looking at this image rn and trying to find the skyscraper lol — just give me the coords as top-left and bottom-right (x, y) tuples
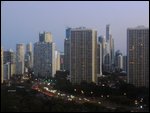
(97, 41), (102, 77)
(98, 36), (106, 66)
(1, 48), (3, 83)
(55, 50), (60, 71)
(104, 24), (115, 72)
(3, 49), (16, 77)
(4, 62), (10, 80)
(127, 26), (149, 87)
(25, 43), (33, 69)
(39, 32), (53, 43)
(70, 27), (97, 84)
(16, 44), (24, 74)
(123, 56), (127, 72)
(3, 49), (16, 64)
(64, 28), (71, 71)
(66, 27), (71, 39)
(60, 52), (64, 70)
(106, 24), (111, 42)
(34, 32), (56, 78)
(64, 39), (70, 71)
(115, 50), (122, 71)
(117, 54), (123, 70)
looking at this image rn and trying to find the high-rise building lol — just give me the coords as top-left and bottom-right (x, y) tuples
(117, 55), (123, 70)
(16, 44), (24, 74)
(97, 41), (102, 77)
(66, 27), (71, 39)
(25, 43), (33, 69)
(115, 50), (122, 70)
(60, 52), (64, 70)
(127, 26), (149, 87)
(4, 62), (10, 80)
(1, 48), (3, 83)
(3, 49), (16, 64)
(123, 56), (127, 72)
(3, 49), (16, 77)
(64, 38), (70, 71)
(55, 50), (60, 71)
(106, 24), (111, 42)
(109, 35), (115, 68)
(39, 32), (53, 43)
(70, 27), (97, 84)
(104, 24), (115, 72)
(34, 32), (56, 78)
(98, 36), (106, 66)
(64, 27), (72, 71)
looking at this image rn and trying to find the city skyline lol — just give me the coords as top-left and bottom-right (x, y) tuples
(1, 1), (149, 55)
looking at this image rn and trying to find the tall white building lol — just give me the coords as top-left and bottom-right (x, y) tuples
(55, 50), (60, 71)
(117, 55), (123, 70)
(127, 26), (149, 87)
(34, 32), (56, 78)
(16, 44), (24, 74)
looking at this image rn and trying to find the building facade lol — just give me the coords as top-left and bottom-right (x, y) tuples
(127, 26), (149, 87)
(97, 41), (102, 77)
(34, 32), (56, 78)
(60, 52), (64, 70)
(55, 50), (60, 71)
(64, 38), (70, 71)
(25, 43), (33, 69)
(123, 56), (127, 72)
(117, 54), (123, 70)
(70, 27), (97, 84)
(16, 44), (24, 74)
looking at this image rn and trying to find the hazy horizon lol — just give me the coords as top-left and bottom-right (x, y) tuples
(1, 1), (149, 55)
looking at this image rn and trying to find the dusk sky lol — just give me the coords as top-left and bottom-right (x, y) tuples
(1, 1), (149, 55)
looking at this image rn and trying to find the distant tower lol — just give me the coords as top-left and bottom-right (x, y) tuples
(127, 26), (149, 87)
(60, 52), (64, 70)
(105, 24), (114, 72)
(34, 32), (56, 78)
(16, 44), (24, 74)
(55, 50), (60, 71)
(106, 24), (111, 42)
(123, 56), (127, 72)
(66, 27), (71, 39)
(117, 55), (123, 70)
(39, 32), (53, 43)
(25, 43), (33, 69)
(97, 40), (103, 77)
(3, 49), (16, 77)
(64, 27), (71, 71)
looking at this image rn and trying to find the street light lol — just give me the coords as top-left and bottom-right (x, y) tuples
(81, 90), (84, 94)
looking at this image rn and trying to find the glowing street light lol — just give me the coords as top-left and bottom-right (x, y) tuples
(123, 93), (126, 96)
(81, 90), (84, 94)
(107, 95), (109, 98)
(98, 102), (101, 104)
